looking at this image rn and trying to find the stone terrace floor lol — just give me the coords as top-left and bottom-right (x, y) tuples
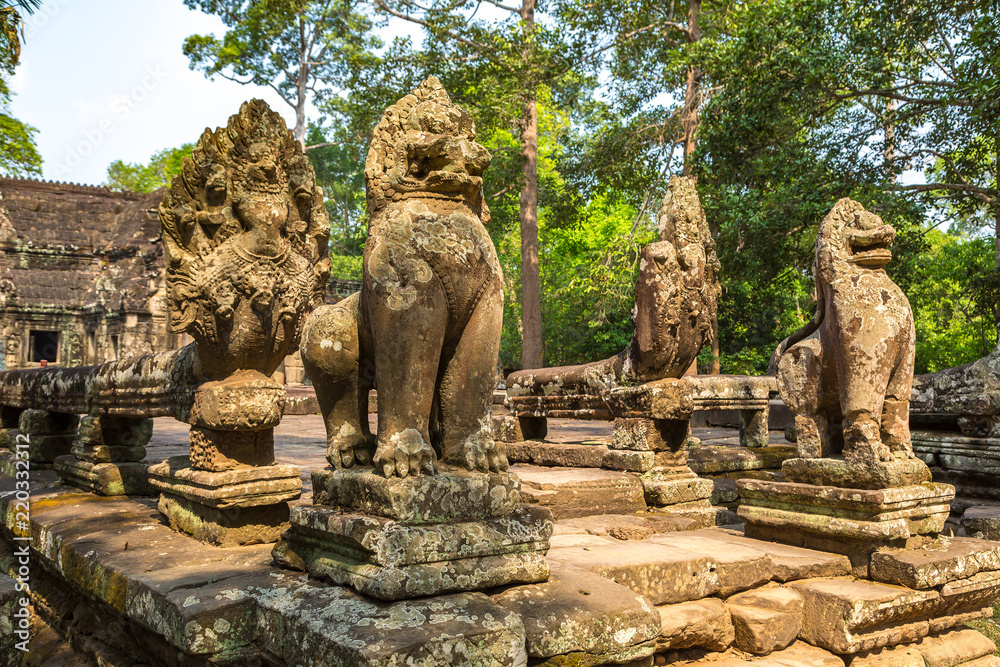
(141, 415), (771, 500)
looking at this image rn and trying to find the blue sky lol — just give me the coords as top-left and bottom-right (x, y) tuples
(8, 0), (316, 186)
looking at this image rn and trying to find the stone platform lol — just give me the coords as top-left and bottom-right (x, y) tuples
(1, 416), (999, 665)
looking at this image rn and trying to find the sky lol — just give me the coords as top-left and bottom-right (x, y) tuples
(8, 0), (324, 186)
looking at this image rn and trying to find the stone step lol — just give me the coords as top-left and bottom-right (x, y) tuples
(663, 640), (844, 666)
(688, 445), (797, 474)
(511, 464), (646, 519)
(491, 562), (660, 665)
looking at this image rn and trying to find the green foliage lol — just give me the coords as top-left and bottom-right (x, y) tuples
(540, 191), (653, 367)
(909, 231), (997, 373)
(184, 0), (381, 140)
(0, 3), (40, 179)
(105, 144), (195, 193)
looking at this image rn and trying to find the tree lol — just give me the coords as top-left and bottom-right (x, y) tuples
(0, 0), (39, 65)
(0, 1), (40, 178)
(183, 0), (380, 146)
(105, 144), (195, 193)
(371, 0), (597, 368)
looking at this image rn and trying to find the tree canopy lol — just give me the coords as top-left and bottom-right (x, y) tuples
(176, 0), (999, 375)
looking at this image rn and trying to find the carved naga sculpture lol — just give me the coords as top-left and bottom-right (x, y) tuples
(301, 77), (507, 478)
(772, 198), (916, 466)
(160, 100), (330, 383)
(507, 175), (720, 396)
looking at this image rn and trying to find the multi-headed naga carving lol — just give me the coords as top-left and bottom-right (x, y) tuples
(301, 77), (506, 478)
(773, 198), (915, 467)
(159, 99), (330, 383)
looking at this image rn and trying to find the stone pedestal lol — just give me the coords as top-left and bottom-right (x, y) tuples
(149, 456), (301, 547)
(611, 416), (715, 524)
(273, 465), (553, 600)
(55, 415), (153, 495)
(150, 373), (299, 546)
(14, 409), (78, 464)
(738, 458), (955, 574)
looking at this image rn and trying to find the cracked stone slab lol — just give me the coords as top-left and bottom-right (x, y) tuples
(655, 598), (734, 652)
(491, 562), (660, 661)
(253, 575), (529, 666)
(706, 528), (852, 581)
(545, 540), (719, 605)
(788, 576), (941, 654)
(646, 533), (771, 596)
(869, 536), (1000, 589)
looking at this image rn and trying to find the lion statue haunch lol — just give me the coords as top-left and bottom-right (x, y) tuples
(507, 175), (719, 396)
(301, 77), (506, 478)
(772, 198), (915, 467)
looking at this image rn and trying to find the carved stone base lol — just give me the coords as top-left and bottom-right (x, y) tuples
(782, 456), (932, 490)
(283, 465), (554, 599)
(158, 493), (291, 547)
(72, 415), (151, 463)
(273, 504), (553, 601)
(311, 465), (523, 524)
(148, 456), (301, 546)
(54, 456), (153, 496)
(737, 478), (955, 574)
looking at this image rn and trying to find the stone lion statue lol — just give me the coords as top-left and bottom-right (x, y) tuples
(771, 198), (915, 465)
(301, 77), (507, 478)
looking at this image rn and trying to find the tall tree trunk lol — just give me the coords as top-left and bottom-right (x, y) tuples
(680, 0), (702, 178)
(679, 0), (716, 373)
(519, 0), (543, 369)
(294, 13), (308, 148)
(520, 97), (543, 369)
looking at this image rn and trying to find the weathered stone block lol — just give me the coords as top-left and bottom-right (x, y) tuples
(492, 562), (660, 662)
(641, 470), (713, 507)
(738, 479), (954, 569)
(492, 414), (523, 442)
(655, 598), (734, 652)
(311, 464), (520, 524)
(545, 541), (720, 605)
(553, 514), (695, 539)
(159, 493), (290, 547)
(256, 584), (529, 666)
(789, 576), (940, 654)
(148, 456), (301, 509)
(18, 409), (78, 436)
(75, 415), (152, 448)
(915, 628), (997, 667)
(602, 449), (655, 472)
(782, 457), (933, 490)
(849, 643), (924, 667)
(514, 465), (646, 519)
(869, 536), (1000, 589)
(274, 503), (553, 601)
(54, 456), (153, 496)
(726, 586), (803, 655)
(689, 527), (853, 582)
(962, 506), (1000, 541)
(688, 445), (796, 474)
(507, 441), (607, 468)
(647, 533), (772, 596)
